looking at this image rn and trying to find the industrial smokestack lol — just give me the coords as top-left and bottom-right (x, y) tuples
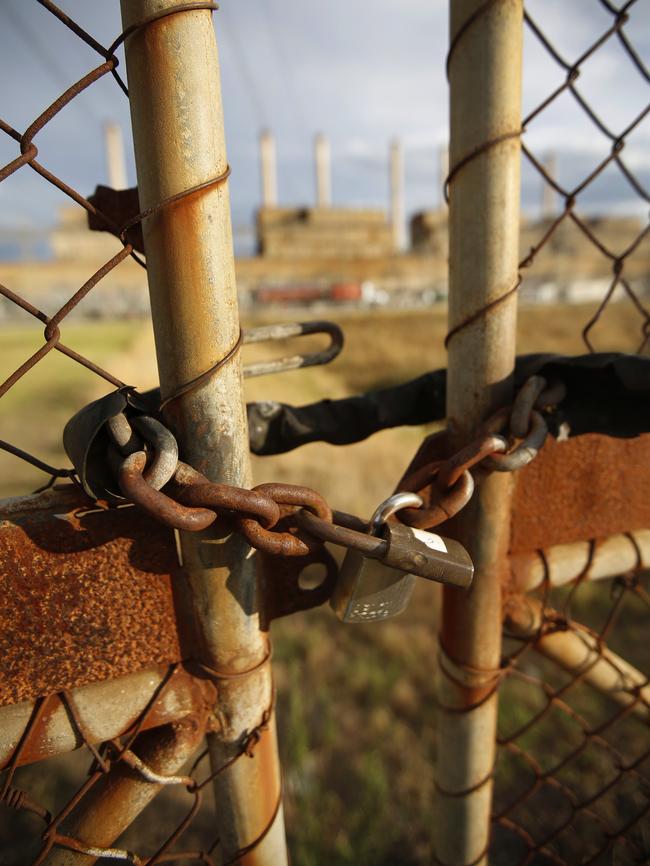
(104, 121), (128, 190)
(260, 129), (278, 207)
(390, 139), (405, 252)
(541, 152), (557, 220)
(314, 133), (331, 207)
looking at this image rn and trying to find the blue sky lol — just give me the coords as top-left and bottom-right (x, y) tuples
(0, 0), (648, 251)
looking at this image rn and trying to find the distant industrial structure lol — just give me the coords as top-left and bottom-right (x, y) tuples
(0, 123), (648, 317)
(256, 130), (396, 260)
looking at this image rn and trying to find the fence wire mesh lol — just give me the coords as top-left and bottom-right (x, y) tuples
(1, 661), (276, 866)
(490, 1), (650, 863)
(1, 1), (650, 865)
(0, 0), (147, 498)
(519, 0), (650, 352)
(495, 572), (650, 865)
(0, 4), (277, 864)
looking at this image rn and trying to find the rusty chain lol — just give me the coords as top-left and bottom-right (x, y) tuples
(94, 373), (565, 556)
(396, 375), (565, 529)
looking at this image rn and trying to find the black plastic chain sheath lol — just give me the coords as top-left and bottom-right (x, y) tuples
(99, 352), (650, 458)
(246, 353), (650, 455)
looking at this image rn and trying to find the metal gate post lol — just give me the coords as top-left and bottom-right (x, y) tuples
(437, 2), (523, 865)
(119, 4), (288, 863)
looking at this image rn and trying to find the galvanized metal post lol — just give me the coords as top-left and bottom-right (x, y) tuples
(119, 4), (288, 864)
(438, 2), (523, 865)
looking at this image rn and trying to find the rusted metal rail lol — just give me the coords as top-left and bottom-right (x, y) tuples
(511, 529), (650, 590)
(0, 665), (212, 771)
(438, 1), (524, 864)
(504, 596), (650, 722)
(119, 2), (287, 863)
(43, 713), (208, 866)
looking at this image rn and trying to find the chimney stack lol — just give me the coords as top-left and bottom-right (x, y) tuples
(390, 139), (405, 252)
(314, 133), (331, 207)
(541, 152), (557, 220)
(260, 129), (278, 207)
(104, 121), (128, 190)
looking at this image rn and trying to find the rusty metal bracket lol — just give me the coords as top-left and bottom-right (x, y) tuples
(260, 545), (339, 627)
(0, 485), (340, 707)
(0, 486), (181, 705)
(511, 431), (650, 553)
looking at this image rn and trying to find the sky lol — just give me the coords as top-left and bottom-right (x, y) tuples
(0, 0), (648, 254)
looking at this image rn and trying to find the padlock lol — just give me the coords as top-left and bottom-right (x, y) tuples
(330, 492), (474, 623)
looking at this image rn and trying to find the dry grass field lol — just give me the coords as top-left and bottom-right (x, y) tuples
(1, 300), (648, 864)
(1, 299), (643, 506)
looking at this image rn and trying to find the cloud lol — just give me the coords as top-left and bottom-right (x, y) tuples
(0, 0), (647, 241)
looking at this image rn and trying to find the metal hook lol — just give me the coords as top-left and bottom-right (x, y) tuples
(242, 320), (343, 378)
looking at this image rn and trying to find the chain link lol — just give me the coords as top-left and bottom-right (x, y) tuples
(101, 375), (565, 552)
(394, 375), (566, 529)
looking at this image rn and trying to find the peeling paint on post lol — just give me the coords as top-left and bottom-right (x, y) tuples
(439, 1), (523, 864)
(119, 3), (287, 863)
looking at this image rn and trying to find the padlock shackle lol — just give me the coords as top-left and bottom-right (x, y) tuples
(368, 492), (424, 536)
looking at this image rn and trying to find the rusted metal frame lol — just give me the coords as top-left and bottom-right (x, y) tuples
(0, 665), (213, 771)
(119, 3), (287, 864)
(438, 2), (523, 865)
(41, 712), (208, 866)
(504, 596), (650, 722)
(510, 529), (650, 591)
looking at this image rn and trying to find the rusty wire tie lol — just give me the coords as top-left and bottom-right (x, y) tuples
(159, 327), (242, 413)
(194, 641), (273, 683)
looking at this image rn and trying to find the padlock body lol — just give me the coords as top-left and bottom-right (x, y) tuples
(330, 549), (416, 623)
(382, 523), (474, 589)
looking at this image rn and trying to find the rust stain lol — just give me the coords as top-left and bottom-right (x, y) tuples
(241, 720), (282, 866)
(511, 433), (650, 554)
(7, 667), (216, 770)
(55, 712), (209, 856)
(0, 501), (183, 706)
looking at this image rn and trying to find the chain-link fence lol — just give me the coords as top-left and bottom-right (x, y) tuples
(1, 1), (649, 865)
(1, 661), (274, 866)
(519, 0), (649, 352)
(0, 3), (286, 863)
(490, 2), (650, 863)
(0, 0), (147, 498)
